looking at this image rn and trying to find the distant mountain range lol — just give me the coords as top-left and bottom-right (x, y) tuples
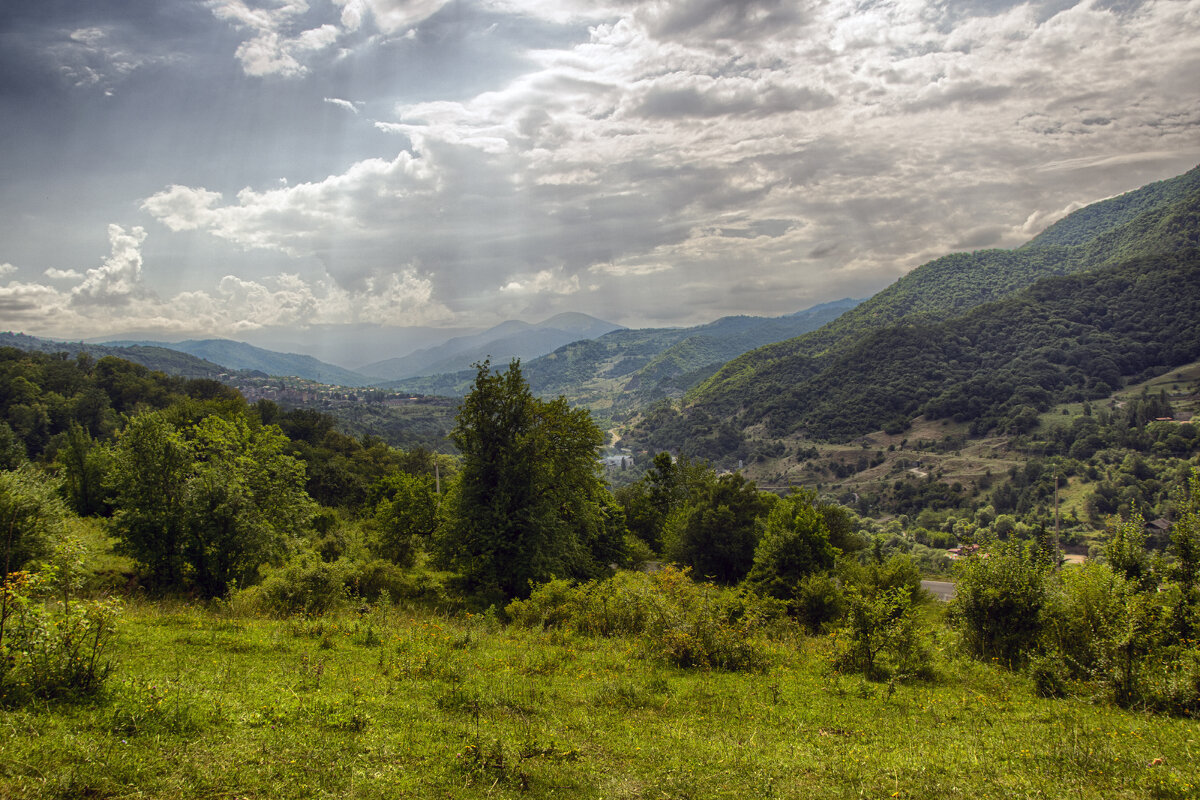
(100, 338), (377, 387)
(0, 332), (229, 379)
(379, 299), (863, 407)
(357, 313), (625, 380)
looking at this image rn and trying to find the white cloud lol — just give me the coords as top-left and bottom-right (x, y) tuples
(1, 224), (454, 338)
(207, 0), (343, 77)
(71, 224), (148, 305)
(500, 267), (581, 296)
(144, 0), (1200, 326)
(324, 96), (360, 114)
(50, 25), (153, 94)
(331, 0), (454, 34)
(44, 268), (84, 280)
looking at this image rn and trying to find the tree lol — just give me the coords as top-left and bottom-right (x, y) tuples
(668, 472), (771, 584)
(950, 537), (1051, 666)
(108, 409), (314, 596)
(1104, 506), (1152, 590)
(0, 465), (69, 654)
(746, 490), (837, 602)
(107, 412), (191, 587)
(440, 361), (621, 599)
(181, 414), (314, 596)
(370, 471), (439, 567)
(618, 452), (711, 553)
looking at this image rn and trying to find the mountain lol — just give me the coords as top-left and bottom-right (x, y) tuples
(522, 298), (862, 410)
(358, 313), (624, 380)
(377, 300), (862, 405)
(0, 332), (229, 379)
(688, 165), (1200, 418)
(100, 339), (375, 387)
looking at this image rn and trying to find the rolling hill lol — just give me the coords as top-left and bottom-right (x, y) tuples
(685, 165), (1200, 429)
(620, 164), (1200, 459)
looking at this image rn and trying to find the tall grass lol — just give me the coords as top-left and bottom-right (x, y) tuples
(0, 595), (1195, 799)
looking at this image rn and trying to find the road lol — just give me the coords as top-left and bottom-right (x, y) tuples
(921, 580), (956, 602)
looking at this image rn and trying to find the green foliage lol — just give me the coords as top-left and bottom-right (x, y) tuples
(0, 533), (120, 704)
(239, 554), (347, 616)
(949, 537), (1052, 666)
(791, 572), (846, 634)
(0, 464), (67, 578)
(666, 472), (771, 584)
(507, 566), (782, 671)
(832, 585), (931, 680)
(368, 471), (439, 567)
(746, 490), (837, 603)
(440, 361), (621, 599)
(108, 409), (315, 596)
(616, 452), (713, 552)
(1103, 506), (1153, 589)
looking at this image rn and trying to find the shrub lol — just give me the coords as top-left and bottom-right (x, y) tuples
(792, 572), (845, 634)
(832, 585), (932, 680)
(1028, 652), (1068, 698)
(243, 555), (347, 616)
(508, 567), (782, 671)
(949, 538), (1050, 667)
(0, 535), (120, 704)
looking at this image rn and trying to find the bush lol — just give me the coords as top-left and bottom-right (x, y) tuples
(242, 555), (346, 616)
(1028, 653), (1068, 698)
(1042, 562), (1133, 680)
(832, 585), (932, 680)
(792, 572), (844, 634)
(508, 567), (782, 672)
(0, 535), (120, 704)
(949, 538), (1050, 667)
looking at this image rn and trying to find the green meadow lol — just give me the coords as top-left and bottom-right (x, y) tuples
(2, 598), (1196, 800)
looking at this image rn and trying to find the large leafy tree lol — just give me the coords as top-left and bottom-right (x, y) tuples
(668, 472), (772, 584)
(746, 490), (838, 601)
(108, 409), (314, 596)
(440, 361), (622, 599)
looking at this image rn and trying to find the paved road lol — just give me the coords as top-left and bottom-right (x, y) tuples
(921, 580), (956, 602)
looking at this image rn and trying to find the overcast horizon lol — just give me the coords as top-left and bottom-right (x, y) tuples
(2, 0), (1198, 346)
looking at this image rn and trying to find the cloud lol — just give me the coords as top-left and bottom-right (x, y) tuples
(137, 0), (1200, 328)
(324, 96), (360, 113)
(332, 0), (455, 34)
(207, 0), (343, 77)
(500, 267), (581, 296)
(44, 268), (84, 280)
(71, 224), (149, 306)
(1, 223), (453, 338)
(48, 24), (154, 94)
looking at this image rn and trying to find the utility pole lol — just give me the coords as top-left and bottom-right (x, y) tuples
(1054, 474), (1061, 566)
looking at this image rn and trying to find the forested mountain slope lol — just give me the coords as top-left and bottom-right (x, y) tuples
(381, 299), (860, 407)
(690, 166), (1200, 413)
(629, 250), (1200, 450)
(523, 298), (860, 409)
(0, 332), (227, 379)
(103, 338), (374, 387)
(359, 313), (622, 381)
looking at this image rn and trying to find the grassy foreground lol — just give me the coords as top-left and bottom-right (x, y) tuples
(1, 600), (1197, 800)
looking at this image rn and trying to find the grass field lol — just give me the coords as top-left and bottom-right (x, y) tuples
(2, 599), (1197, 799)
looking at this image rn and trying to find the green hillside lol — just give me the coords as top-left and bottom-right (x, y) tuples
(521, 300), (860, 411)
(382, 300), (860, 410)
(689, 165), (1200, 417)
(0, 332), (228, 379)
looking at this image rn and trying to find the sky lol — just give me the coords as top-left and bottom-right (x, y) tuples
(1, 0), (1198, 353)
